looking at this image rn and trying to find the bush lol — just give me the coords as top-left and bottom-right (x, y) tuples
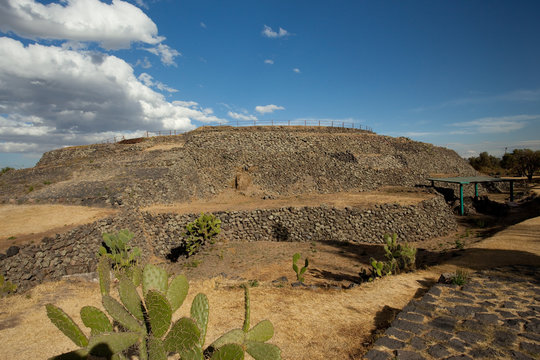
(46, 257), (281, 360)
(0, 274), (17, 297)
(451, 269), (470, 286)
(383, 233), (417, 273)
(0, 167), (14, 176)
(183, 213), (221, 257)
(364, 233), (417, 281)
(98, 229), (141, 272)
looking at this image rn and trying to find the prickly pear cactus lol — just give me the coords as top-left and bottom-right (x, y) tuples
(46, 261), (282, 360)
(98, 229), (141, 272)
(292, 253), (309, 283)
(183, 213), (222, 257)
(209, 284), (281, 360)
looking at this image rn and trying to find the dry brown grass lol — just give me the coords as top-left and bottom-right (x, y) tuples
(2, 215), (539, 359)
(144, 188), (432, 215)
(0, 205), (116, 251)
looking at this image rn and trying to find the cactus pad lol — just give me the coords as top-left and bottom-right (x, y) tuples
(145, 290), (172, 338)
(147, 336), (167, 360)
(87, 332), (140, 357)
(166, 274), (189, 312)
(80, 306), (113, 335)
(97, 256), (111, 296)
(102, 295), (143, 333)
(143, 264), (168, 295)
(118, 276), (144, 321)
(164, 317), (200, 354)
(46, 304), (88, 347)
(210, 329), (245, 349)
(211, 343), (244, 360)
(246, 342), (281, 360)
(190, 293), (209, 346)
(246, 320), (274, 342)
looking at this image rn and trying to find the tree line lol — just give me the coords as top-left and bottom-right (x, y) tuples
(468, 149), (540, 180)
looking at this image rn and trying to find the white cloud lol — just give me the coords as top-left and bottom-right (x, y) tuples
(255, 104), (285, 114)
(0, 0), (163, 49)
(200, 22), (207, 29)
(144, 43), (181, 66)
(293, 68), (301, 73)
(135, 56), (152, 68)
(442, 140), (540, 158)
(228, 111), (257, 121)
(138, 73), (178, 93)
(132, 0), (147, 9)
(411, 88), (540, 113)
(262, 25), (289, 38)
(0, 37), (222, 154)
(264, 59), (274, 65)
(0, 141), (40, 153)
(449, 114), (538, 134)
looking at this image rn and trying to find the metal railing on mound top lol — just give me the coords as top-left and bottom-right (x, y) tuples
(101, 119), (373, 143)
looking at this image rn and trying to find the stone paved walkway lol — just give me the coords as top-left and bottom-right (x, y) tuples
(364, 265), (540, 360)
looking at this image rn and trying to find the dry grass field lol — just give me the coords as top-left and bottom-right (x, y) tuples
(0, 185), (538, 359)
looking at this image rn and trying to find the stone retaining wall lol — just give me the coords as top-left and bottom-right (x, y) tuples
(0, 195), (456, 292)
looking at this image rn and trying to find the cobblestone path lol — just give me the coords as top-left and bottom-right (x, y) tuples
(365, 265), (540, 360)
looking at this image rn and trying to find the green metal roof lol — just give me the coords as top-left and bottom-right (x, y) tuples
(427, 176), (511, 184)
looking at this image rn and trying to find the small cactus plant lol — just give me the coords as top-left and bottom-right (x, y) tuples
(46, 257), (281, 360)
(367, 233), (417, 282)
(292, 253), (309, 283)
(98, 229), (141, 272)
(207, 284), (281, 359)
(383, 233), (417, 273)
(183, 213), (222, 257)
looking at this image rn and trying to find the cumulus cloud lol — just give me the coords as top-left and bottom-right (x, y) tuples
(144, 43), (181, 66)
(228, 111), (257, 121)
(293, 68), (301, 73)
(255, 104), (285, 114)
(0, 37), (222, 154)
(264, 59), (274, 65)
(138, 73), (178, 93)
(449, 114), (538, 134)
(135, 56), (152, 69)
(0, 0), (163, 49)
(262, 25), (289, 38)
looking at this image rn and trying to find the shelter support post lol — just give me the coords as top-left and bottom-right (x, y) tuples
(475, 183), (479, 199)
(460, 184), (464, 215)
(510, 181), (514, 202)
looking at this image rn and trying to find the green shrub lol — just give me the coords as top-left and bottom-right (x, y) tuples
(451, 269), (470, 286)
(98, 229), (141, 274)
(364, 233), (417, 281)
(0, 274), (17, 297)
(46, 257), (281, 360)
(183, 213), (221, 257)
(0, 167), (14, 176)
(292, 253), (309, 283)
(383, 233), (417, 273)
(454, 239), (464, 250)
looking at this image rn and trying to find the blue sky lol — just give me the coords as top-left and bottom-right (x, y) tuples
(1, 0), (539, 168)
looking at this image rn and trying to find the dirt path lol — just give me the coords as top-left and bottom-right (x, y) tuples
(1, 210), (539, 360)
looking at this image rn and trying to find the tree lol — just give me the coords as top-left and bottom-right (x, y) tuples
(501, 149), (540, 181)
(468, 152), (501, 174)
